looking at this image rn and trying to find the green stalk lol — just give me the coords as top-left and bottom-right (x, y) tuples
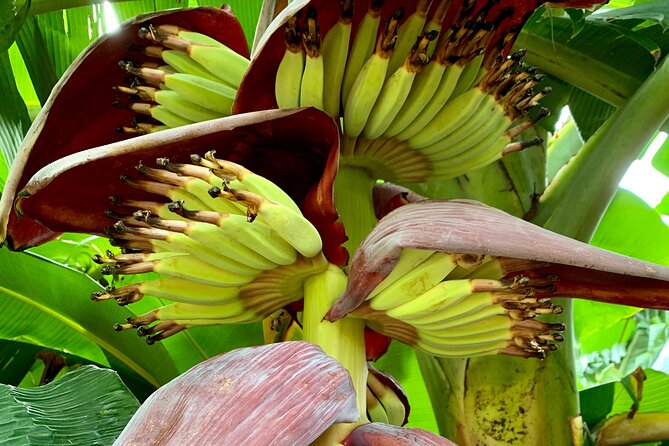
(303, 265), (367, 444)
(417, 304), (578, 445)
(333, 165), (378, 257)
(534, 54), (669, 241)
(515, 30), (640, 107)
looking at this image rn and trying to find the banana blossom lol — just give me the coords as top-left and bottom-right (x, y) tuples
(5, 1), (667, 446)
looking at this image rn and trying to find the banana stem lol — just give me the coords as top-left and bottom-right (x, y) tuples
(533, 54), (669, 242)
(303, 265), (367, 444)
(333, 165), (378, 258)
(515, 29), (639, 107)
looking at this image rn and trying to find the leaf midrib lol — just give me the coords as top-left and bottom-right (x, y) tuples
(0, 284), (160, 388)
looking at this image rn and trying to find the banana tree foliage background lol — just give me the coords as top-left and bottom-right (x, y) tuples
(1, 0), (669, 444)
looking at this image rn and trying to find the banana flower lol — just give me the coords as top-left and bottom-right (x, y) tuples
(5, 0), (665, 445)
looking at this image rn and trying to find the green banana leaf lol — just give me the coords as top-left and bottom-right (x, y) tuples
(0, 247), (179, 388)
(0, 51), (30, 175)
(594, 2), (669, 30)
(0, 365), (139, 445)
(575, 190), (669, 353)
(611, 369), (669, 415)
(0, 340), (43, 386)
(0, 0), (30, 52)
(580, 382), (616, 428)
(652, 134), (669, 177)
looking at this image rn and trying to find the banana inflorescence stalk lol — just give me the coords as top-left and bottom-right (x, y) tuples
(113, 24), (249, 134)
(270, 0), (551, 183)
(93, 154), (325, 344)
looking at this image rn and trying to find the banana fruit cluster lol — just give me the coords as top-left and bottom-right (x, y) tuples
(366, 365), (409, 426)
(350, 249), (564, 359)
(113, 24), (249, 134)
(91, 152), (325, 343)
(272, 0), (549, 183)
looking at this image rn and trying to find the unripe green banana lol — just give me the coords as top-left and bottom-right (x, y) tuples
(154, 158), (246, 216)
(428, 135), (509, 179)
(418, 327), (510, 348)
(369, 251), (457, 311)
(391, 64), (465, 140)
(156, 33), (250, 88)
(321, 1), (353, 117)
(366, 387), (390, 424)
(137, 210), (281, 270)
(275, 14), (305, 109)
(366, 370), (406, 426)
(160, 49), (224, 83)
(413, 304), (507, 330)
(209, 187), (322, 258)
(385, 0), (433, 78)
(407, 87), (489, 148)
(112, 224), (263, 276)
(147, 25), (227, 48)
(384, 60), (447, 137)
(384, 279), (475, 320)
(449, 54), (483, 98)
(413, 338), (507, 358)
(93, 276), (241, 306)
(163, 73), (235, 114)
(420, 101), (506, 157)
(341, 0), (384, 105)
(344, 8), (404, 138)
(428, 114), (510, 163)
(119, 62), (236, 115)
(150, 90), (222, 122)
(164, 204), (298, 266)
(299, 6), (324, 109)
(154, 300), (250, 321)
(102, 254), (256, 287)
(419, 314), (512, 337)
(201, 152), (302, 214)
(368, 248), (435, 298)
(132, 103), (194, 128)
(363, 30), (437, 139)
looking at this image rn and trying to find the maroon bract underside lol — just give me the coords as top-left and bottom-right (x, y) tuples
(236, 0), (433, 114)
(16, 109), (338, 239)
(303, 142), (350, 266)
(364, 326), (393, 361)
(372, 183), (426, 220)
(5, 7), (248, 249)
(236, 0), (607, 115)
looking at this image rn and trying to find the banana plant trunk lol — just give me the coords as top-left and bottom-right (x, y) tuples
(417, 50), (669, 445)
